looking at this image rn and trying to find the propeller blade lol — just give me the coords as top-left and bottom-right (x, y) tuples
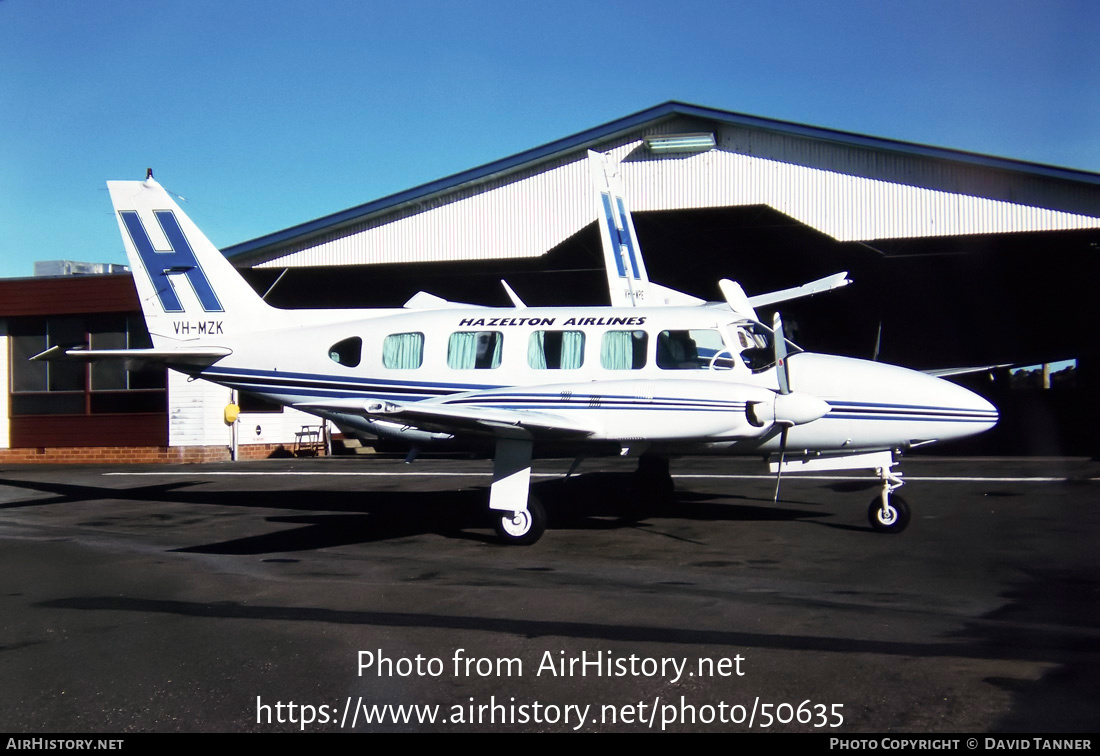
(773, 312), (790, 395)
(773, 426), (788, 502)
(718, 278), (758, 321)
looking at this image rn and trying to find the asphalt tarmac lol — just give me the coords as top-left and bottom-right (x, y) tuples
(1, 455), (1097, 733)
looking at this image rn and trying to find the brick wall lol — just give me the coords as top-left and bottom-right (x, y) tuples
(0, 443), (320, 465)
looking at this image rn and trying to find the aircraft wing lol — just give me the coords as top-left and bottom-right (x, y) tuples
(922, 364), (1011, 378)
(296, 397), (596, 440)
(746, 272), (852, 309)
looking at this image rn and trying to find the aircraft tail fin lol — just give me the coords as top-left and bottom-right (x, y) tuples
(588, 151), (703, 308)
(107, 176), (274, 345)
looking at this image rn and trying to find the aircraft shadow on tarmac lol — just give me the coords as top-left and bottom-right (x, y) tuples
(952, 567), (1100, 731)
(10, 474), (1098, 729)
(0, 471), (842, 554)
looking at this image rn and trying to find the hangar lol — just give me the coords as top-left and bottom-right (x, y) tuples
(3, 101), (1098, 461)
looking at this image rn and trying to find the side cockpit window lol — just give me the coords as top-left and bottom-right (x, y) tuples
(733, 321), (800, 372)
(657, 329), (733, 370)
(328, 337), (362, 368)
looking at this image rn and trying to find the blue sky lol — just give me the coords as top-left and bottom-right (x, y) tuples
(1, 0), (1097, 279)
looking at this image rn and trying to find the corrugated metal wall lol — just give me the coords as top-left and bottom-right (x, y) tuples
(254, 122), (1100, 270)
(169, 372), (231, 447)
(167, 371), (331, 449)
(627, 148), (1100, 240)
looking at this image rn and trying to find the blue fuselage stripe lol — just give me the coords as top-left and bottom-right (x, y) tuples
(201, 367), (995, 424)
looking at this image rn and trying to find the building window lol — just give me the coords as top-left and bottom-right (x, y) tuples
(8, 315), (167, 416)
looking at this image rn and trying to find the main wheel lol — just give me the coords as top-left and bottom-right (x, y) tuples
(868, 494), (910, 534)
(634, 456), (675, 503)
(493, 495), (546, 545)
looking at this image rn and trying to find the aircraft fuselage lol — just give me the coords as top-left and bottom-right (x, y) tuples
(185, 302), (997, 456)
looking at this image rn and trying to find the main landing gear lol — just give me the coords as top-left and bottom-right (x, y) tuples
(488, 438), (547, 545)
(486, 443), (677, 544)
(493, 495), (546, 545)
(633, 455), (676, 505)
(868, 462), (909, 533)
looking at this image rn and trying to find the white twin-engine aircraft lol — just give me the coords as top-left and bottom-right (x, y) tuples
(60, 153), (996, 544)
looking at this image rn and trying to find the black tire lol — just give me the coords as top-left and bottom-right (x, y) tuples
(868, 494), (911, 534)
(493, 495), (546, 545)
(634, 455), (675, 503)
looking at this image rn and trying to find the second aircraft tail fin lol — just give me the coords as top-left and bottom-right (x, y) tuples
(588, 151), (703, 308)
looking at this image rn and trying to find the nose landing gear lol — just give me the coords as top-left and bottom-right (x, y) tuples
(868, 464), (909, 533)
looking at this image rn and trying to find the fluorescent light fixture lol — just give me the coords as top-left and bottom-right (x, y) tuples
(644, 133), (716, 154)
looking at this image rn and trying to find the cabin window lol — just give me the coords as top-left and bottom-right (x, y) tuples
(447, 331), (502, 369)
(600, 330), (647, 370)
(657, 329), (732, 370)
(528, 330), (585, 369)
(382, 332), (424, 369)
(328, 337), (362, 368)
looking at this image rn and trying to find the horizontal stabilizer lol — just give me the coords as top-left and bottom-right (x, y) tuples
(748, 272), (851, 308)
(31, 345), (231, 368)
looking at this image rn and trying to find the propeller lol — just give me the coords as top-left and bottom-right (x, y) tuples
(716, 281), (829, 501)
(773, 312), (790, 502)
(768, 313), (832, 500)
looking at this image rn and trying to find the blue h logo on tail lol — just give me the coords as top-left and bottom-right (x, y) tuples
(120, 210), (224, 313)
(599, 192), (641, 280)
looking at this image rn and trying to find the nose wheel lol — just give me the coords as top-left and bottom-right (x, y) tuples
(868, 494), (910, 533)
(868, 464), (909, 533)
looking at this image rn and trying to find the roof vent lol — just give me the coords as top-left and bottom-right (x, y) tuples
(644, 132), (716, 154)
